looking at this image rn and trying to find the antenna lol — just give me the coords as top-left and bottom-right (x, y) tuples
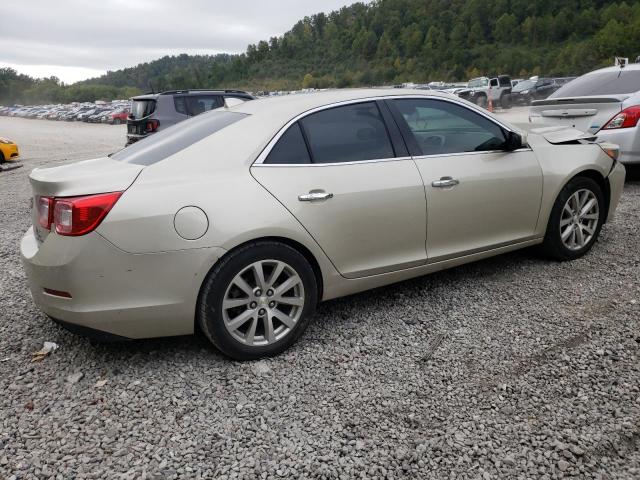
(614, 57), (628, 68)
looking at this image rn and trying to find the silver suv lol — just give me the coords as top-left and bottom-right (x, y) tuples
(126, 89), (255, 145)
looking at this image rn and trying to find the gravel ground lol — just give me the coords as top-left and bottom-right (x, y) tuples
(1, 115), (639, 479)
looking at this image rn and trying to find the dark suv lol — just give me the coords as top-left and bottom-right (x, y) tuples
(126, 89), (255, 145)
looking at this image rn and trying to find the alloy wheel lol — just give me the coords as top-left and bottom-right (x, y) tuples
(560, 189), (599, 250)
(222, 260), (305, 346)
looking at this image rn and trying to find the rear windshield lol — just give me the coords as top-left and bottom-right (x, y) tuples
(550, 70), (640, 97)
(513, 80), (535, 92)
(130, 99), (156, 119)
(111, 110), (248, 166)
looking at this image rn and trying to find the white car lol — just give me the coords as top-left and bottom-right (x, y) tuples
(21, 89), (625, 360)
(529, 63), (640, 164)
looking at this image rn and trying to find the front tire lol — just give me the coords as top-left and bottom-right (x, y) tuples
(541, 176), (605, 261)
(475, 95), (487, 108)
(197, 241), (318, 360)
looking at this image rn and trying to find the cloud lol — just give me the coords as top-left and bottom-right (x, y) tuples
(0, 0), (360, 82)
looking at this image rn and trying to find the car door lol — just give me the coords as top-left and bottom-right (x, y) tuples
(251, 101), (427, 278)
(387, 97), (543, 262)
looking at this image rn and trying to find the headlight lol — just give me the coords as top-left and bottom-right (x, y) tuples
(521, 90), (530, 94)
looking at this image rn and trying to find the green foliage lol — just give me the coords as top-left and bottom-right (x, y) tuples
(2, 0), (640, 104)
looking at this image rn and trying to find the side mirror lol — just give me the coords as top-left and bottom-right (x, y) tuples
(504, 131), (524, 151)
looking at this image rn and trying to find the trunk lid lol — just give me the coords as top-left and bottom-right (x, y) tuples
(529, 95), (627, 133)
(29, 157), (143, 241)
(529, 125), (597, 144)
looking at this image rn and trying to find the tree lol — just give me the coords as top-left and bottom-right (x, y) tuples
(494, 13), (517, 43)
(302, 73), (315, 88)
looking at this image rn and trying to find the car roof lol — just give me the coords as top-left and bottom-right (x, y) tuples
(132, 89), (251, 100)
(233, 88), (458, 124)
(586, 63), (640, 74)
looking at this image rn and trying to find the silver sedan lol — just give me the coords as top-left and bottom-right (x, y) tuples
(21, 89), (626, 359)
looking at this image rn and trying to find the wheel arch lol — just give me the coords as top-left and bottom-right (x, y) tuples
(194, 235), (325, 331)
(567, 168), (611, 223)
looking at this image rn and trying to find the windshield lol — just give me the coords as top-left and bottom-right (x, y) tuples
(468, 78), (488, 88)
(130, 99), (156, 119)
(550, 70), (640, 97)
(513, 80), (536, 92)
(111, 110), (248, 166)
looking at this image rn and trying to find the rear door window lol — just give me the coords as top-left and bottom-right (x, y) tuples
(186, 96), (224, 116)
(551, 70), (640, 97)
(264, 123), (311, 164)
(299, 102), (395, 163)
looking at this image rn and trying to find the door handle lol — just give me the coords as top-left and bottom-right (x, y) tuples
(431, 177), (460, 188)
(298, 191), (334, 202)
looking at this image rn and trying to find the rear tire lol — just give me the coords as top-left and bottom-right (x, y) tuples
(197, 241), (318, 360)
(0, 151), (4, 164)
(541, 176), (605, 261)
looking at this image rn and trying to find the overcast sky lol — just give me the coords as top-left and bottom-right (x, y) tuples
(1, 0), (360, 84)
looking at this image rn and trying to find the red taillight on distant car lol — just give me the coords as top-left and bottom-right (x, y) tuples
(49, 192), (122, 236)
(602, 106), (640, 130)
(36, 196), (54, 229)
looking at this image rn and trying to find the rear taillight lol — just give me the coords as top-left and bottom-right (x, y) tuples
(33, 192), (121, 235)
(145, 119), (159, 132)
(53, 192), (122, 236)
(36, 196), (54, 229)
(602, 106), (640, 130)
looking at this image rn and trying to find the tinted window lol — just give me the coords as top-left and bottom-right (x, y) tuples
(264, 123), (311, 164)
(299, 102), (394, 163)
(186, 96), (223, 116)
(551, 70), (640, 97)
(393, 99), (507, 155)
(174, 97), (188, 115)
(513, 80), (535, 92)
(468, 78), (488, 88)
(490, 79), (499, 87)
(130, 99), (156, 119)
(111, 110), (247, 166)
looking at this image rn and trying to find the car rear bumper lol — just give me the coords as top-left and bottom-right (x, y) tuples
(20, 226), (225, 339)
(597, 126), (640, 164)
(2, 143), (19, 160)
(125, 133), (150, 145)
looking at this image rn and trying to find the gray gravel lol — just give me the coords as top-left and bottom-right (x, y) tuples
(1, 115), (640, 479)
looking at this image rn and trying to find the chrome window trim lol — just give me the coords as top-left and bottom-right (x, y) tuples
(253, 156), (414, 168)
(411, 147), (533, 161)
(252, 94), (521, 166)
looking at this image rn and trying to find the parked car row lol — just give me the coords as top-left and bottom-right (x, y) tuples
(454, 75), (578, 108)
(0, 102), (130, 125)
